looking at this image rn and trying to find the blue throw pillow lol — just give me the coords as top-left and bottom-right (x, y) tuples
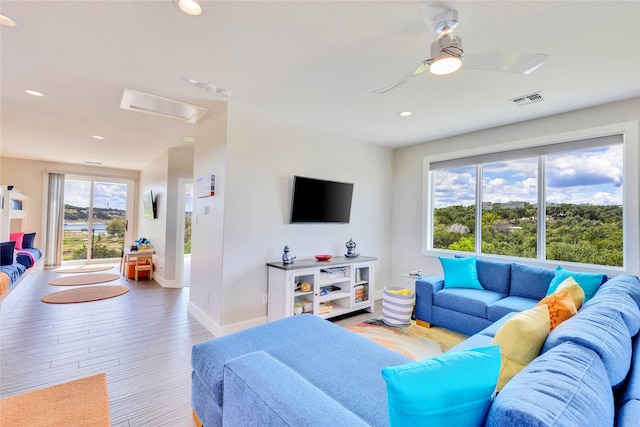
(1, 241), (16, 266)
(22, 232), (36, 249)
(382, 345), (500, 427)
(440, 256), (484, 289)
(546, 266), (606, 303)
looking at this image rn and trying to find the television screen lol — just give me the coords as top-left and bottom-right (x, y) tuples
(290, 176), (354, 223)
(143, 190), (156, 219)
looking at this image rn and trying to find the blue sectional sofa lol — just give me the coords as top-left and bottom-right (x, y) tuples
(191, 265), (640, 426)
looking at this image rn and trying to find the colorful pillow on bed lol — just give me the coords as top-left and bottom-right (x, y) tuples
(21, 232), (36, 249)
(1, 241), (16, 266)
(9, 232), (25, 250)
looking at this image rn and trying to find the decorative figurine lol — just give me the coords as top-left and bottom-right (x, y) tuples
(282, 245), (296, 264)
(345, 238), (359, 258)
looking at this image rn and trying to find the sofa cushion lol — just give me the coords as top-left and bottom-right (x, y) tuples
(542, 305), (631, 388)
(9, 232), (24, 250)
(477, 312), (518, 338)
(537, 290), (577, 331)
(475, 257), (511, 295)
(617, 400), (640, 427)
(382, 345), (500, 427)
(597, 274), (640, 310)
(223, 351), (370, 426)
(583, 289), (640, 337)
(621, 333), (640, 405)
(491, 305), (550, 391)
(487, 296), (537, 322)
(440, 256), (483, 289)
(0, 241), (16, 266)
(546, 266), (606, 302)
(434, 288), (504, 319)
(509, 263), (554, 300)
(555, 276), (585, 309)
(486, 342), (614, 427)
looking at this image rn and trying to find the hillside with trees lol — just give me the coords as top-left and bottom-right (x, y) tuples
(434, 202), (623, 267)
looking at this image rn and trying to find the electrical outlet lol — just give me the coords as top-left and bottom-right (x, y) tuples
(262, 293), (268, 304)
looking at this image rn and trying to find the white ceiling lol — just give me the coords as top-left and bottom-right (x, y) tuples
(1, 1), (639, 171)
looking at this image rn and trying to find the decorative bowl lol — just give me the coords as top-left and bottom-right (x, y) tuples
(314, 254), (332, 261)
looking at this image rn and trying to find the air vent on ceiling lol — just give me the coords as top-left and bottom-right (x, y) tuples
(120, 88), (209, 124)
(509, 91), (544, 107)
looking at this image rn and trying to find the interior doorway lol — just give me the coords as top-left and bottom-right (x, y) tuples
(177, 179), (193, 287)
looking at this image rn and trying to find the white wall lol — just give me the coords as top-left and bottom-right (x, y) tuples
(391, 97), (640, 279)
(188, 103), (393, 335)
(138, 145), (194, 286)
(0, 157), (139, 250)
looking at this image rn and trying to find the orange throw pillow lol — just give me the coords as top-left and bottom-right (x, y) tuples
(537, 290), (577, 331)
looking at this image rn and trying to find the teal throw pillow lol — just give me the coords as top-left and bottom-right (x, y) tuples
(546, 266), (605, 303)
(440, 256), (484, 289)
(382, 345), (501, 427)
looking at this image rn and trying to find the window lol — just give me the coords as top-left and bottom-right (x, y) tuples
(427, 134), (624, 268)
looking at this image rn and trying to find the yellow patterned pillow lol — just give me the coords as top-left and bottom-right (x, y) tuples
(555, 276), (585, 309)
(537, 290), (578, 331)
(491, 305), (550, 391)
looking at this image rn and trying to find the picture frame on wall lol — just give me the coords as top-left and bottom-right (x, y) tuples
(196, 175), (215, 198)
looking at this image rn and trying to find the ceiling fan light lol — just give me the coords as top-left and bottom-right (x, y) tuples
(178, 0), (202, 16)
(430, 56), (462, 75)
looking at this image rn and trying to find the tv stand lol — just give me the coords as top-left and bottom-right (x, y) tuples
(267, 256), (376, 321)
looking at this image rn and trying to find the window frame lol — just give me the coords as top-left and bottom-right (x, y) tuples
(422, 121), (639, 276)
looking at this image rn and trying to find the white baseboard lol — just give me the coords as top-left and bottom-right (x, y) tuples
(188, 301), (267, 337)
(151, 272), (181, 288)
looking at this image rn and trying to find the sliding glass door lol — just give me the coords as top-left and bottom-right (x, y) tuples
(63, 177), (133, 262)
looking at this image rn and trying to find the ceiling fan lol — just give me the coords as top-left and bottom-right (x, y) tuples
(372, 3), (549, 94)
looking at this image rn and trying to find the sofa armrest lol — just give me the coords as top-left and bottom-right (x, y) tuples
(223, 351), (370, 426)
(415, 275), (444, 324)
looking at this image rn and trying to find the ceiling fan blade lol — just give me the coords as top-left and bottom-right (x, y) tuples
(463, 52), (549, 75)
(372, 59), (431, 94)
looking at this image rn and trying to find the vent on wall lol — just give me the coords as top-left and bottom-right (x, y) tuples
(509, 91), (544, 107)
(120, 88), (209, 124)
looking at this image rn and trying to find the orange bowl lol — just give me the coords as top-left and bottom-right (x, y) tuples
(314, 254), (332, 261)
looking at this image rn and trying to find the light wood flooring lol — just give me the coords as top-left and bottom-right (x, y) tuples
(0, 265), (213, 427)
(0, 264), (377, 426)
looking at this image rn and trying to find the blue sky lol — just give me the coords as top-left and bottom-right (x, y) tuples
(435, 145), (623, 208)
(64, 180), (194, 213)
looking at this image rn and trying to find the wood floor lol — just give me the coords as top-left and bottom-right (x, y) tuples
(0, 264), (377, 426)
(0, 265), (213, 427)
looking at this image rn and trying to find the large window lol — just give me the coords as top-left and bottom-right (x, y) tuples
(427, 134), (624, 268)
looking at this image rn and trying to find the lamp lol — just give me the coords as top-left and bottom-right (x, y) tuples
(177, 0), (202, 16)
(429, 32), (463, 75)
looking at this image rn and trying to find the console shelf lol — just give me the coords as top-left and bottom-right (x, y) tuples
(267, 256), (376, 321)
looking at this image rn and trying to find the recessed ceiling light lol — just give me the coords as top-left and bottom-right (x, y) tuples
(399, 111), (413, 117)
(176, 0), (202, 16)
(91, 135), (105, 140)
(25, 89), (45, 97)
(180, 135), (196, 143)
(0, 14), (18, 27)
(84, 160), (103, 165)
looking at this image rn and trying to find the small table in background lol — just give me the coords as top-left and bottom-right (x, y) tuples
(121, 248), (155, 277)
(400, 273), (424, 293)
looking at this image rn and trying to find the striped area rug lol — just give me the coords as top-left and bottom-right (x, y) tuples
(346, 318), (467, 360)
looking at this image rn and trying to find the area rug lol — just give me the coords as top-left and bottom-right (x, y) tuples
(48, 273), (121, 286)
(41, 285), (129, 304)
(52, 264), (115, 274)
(0, 373), (110, 426)
(345, 318), (468, 360)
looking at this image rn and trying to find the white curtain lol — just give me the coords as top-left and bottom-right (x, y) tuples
(44, 173), (65, 267)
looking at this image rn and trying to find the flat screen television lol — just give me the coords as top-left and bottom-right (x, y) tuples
(290, 176), (354, 223)
(143, 190), (156, 219)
